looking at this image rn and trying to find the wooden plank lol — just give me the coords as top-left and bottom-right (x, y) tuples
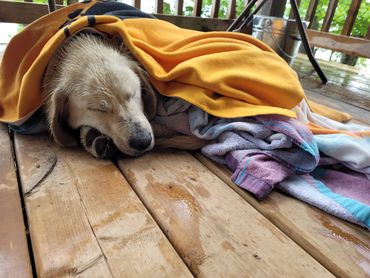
(0, 1), (232, 32)
(155, 14), (232, 31)
(289, 0), (300, 19)
(321, 0), (338, 32)
(14, 134), (113, 277)
(210, 0), (220, 18)
(192, 0), (202, 17)
(66, 0), (78, 4)
(299, 77), (370, 112)
(305, 0), (319, 28)
(175, 0), (184, 16)
(366, 24), (370, 39)
(226, 0), (236, 19)
(293, 62), (369, 92)
(305, 90), (370, 126)
(132, 0), (141, 9)
(297, 69), (369, 92)
(307, 30), (370, 58)
(194, 153), (370, 278)
(341, 0), (362, 36)
(155, 0), (164, 14)
(0, 125), (32, 278)
(292, 54), (370, 86)
(14, 134), (192, 277)
(117, 151), (333, 277)
(257, 0), (286, 17)
(0, 1), (64, 25)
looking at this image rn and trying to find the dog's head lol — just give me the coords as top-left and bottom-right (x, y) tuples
(44, 34), (157, 156)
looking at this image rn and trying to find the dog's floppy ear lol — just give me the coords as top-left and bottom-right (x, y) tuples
(131, 64), (157, 120)
(46, 89), (77, 147)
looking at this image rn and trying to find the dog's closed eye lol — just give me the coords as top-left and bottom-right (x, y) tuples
(88, 99), (112, 113)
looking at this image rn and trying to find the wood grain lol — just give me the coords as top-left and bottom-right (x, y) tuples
(118, 150), (333, 277)
(175, 0), (184, 15)
(194, 153), (370, 278)
(0, 1), (232, 32)
(299, 77), (370, 112)
(321, 0), (338, 32)
(341, 0), (362, 36)
(155, 14), (232, 31)
(0, 1), (64, 25)
(305, 0), (319, 28)
(293, 55), (369, 87)
(132, 0), (141, 9)
(307, 30), (370, 58)
(0, 124), (32, 278)
(305, 90), (370, 126)
(155, 0), (164, 14)
(210, 0), (220, 18)
(192, 0), (202, 17)
(226, 0), (236, 19)
(14, 134), (192, 277)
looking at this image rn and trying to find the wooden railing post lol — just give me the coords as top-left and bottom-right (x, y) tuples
(321, 0), (338, 32)
(211, 0), (220, 18)
(227, 0), (237, 19)
(341, 0), (362, 36)
(289, 0), (300, 18)
(192, 0), (202, 17)
(305, 0), (319, 28)
(66, 0), (78, 5)
(255, 0), (286, 17)
(132, 0), (141, 9)
(155, 0), (164, 14)
(175, 0), (184, 16)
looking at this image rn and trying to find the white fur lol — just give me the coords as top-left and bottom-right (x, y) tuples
(43, 33), (156, 156)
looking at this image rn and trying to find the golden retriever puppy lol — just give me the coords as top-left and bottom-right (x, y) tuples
(43, 32), (157, 158)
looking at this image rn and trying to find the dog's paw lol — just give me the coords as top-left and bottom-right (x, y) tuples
(80, 126), (118, 159)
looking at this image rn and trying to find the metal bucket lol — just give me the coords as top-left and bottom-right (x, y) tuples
(252, 15), (308, 65)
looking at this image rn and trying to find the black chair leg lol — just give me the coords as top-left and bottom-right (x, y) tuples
(227, 0), (328, 84)
(289, 0), (327, 83)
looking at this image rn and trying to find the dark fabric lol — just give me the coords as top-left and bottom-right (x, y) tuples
(85, 1), (155, 20)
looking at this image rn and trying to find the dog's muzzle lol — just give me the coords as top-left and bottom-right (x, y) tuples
(128, 124), (153, 152)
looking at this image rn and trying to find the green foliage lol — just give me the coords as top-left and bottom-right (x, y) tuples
(163, 2), (172, 15)
(289, 0), (369, 66)
(291, 0), (370, 38)
(184, 0), (246, 18)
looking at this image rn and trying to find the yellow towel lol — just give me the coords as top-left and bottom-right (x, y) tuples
(308, 100), (352, 123)
(0, 0), (305, 124)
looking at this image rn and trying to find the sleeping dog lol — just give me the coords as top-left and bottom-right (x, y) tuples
(43, 31), (206, 158)
(43, 32), (158, 158)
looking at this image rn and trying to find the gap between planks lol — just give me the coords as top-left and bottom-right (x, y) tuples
(14, 133), (192, 277)
(193, 152), (370, 278)
(0, 124), (33, 278)
(117, 150), (333, 277)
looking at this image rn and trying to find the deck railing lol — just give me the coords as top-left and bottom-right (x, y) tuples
(0, 0), (369, 58)
(296, 0), (370, 59)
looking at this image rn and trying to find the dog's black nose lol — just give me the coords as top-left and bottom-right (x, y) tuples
(129, 135), (152, 151)
(129, 124), (153, 152)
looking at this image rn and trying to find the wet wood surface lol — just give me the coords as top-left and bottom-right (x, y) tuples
(292, 54), (370, 111)
(194, 154), (370, 278)
(117, 151), (332, 277)
(13, 133), (192, 277)
(2, 35), (370, 278)
(0, 124), (32, 278)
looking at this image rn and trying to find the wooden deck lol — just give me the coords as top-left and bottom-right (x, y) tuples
(1, 54), (370, 277)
